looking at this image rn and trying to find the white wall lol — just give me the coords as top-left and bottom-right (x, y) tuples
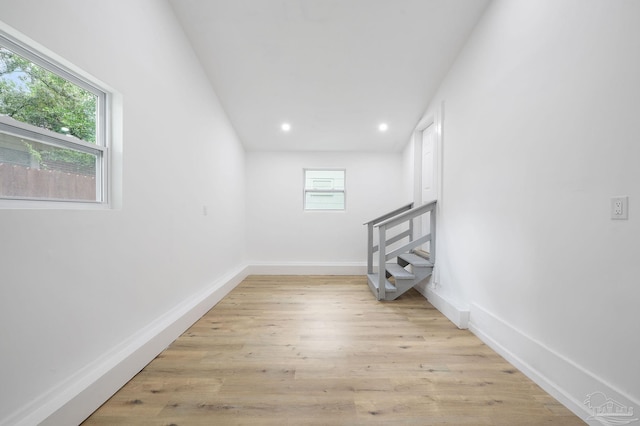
(0, 1), (246, 424)
(246, 151), (405, 272)
(418, 0), (640, 418)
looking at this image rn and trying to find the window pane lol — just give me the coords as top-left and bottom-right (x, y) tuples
(0, 131), (98, 201)
(0, 46), (97, 143)
(305, 192), (345, 210)
(305, 170), (345, 190)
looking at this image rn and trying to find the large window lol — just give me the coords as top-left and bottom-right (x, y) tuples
(303, 169), (346, 210)
(0, 30), (108, 203)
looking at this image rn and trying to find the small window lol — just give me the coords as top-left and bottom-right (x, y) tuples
(304, 169), (345, 210)
(0, 30), (108, 203)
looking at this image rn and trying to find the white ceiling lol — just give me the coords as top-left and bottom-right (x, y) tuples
(169, 0), (490, 152)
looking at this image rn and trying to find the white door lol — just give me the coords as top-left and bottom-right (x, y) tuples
(421, 125), (437, 253)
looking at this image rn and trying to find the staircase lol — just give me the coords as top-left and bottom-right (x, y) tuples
(364, 201), (436, 301)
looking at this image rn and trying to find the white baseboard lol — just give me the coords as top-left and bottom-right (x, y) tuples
(3, 265), (250, 426)
(414, 282), (470, 329)
(469, 303), (640, 425)
(249, 261), (367, 275)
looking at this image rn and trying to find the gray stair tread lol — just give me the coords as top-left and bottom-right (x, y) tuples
(385, 263), (415, 279)
(398, 253), (433, 267)
(367, 274), (397, 292)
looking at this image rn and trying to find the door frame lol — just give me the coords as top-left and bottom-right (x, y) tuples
(411, 102), (444, 286)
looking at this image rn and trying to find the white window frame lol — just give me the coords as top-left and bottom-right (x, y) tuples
(0, 28), (111, 207)
(303, 168), (346, 211)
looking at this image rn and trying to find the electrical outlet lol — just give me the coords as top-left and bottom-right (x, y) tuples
(614, 200), (623, 215)
(611, 196), (628, 220)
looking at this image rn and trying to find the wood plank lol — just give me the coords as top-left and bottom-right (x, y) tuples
(399, 252), (434, 267)
(385, 263), (415, 279)
(366, 273), (396, 292)
(82, 276), (584, 425)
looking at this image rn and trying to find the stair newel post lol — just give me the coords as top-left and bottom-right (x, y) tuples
(378, 224), (387, 301)
(430, 206), (436, 264)
(367, 222), (374, 274)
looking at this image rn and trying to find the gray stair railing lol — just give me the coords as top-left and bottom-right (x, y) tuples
(364, 200), (437, 300)
(364, 202), (414, 275)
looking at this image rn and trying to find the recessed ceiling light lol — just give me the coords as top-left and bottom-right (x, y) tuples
(281, 122), (291, 132)
(378, 123), (388, 132)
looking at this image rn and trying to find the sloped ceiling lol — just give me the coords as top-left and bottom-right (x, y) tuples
(169, 0), (489, 152)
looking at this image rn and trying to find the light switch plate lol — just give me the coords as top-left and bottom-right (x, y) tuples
(611, 196), (628, 220)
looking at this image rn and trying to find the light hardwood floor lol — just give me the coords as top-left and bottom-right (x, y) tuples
(83, 275), (585, 425)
